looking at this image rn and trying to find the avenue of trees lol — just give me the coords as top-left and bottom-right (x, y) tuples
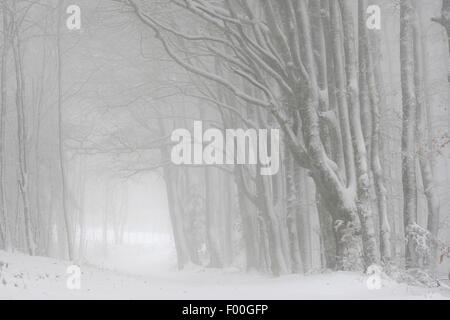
(0, 0), (448, 282)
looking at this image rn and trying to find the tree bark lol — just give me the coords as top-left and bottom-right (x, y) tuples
(412, 6), (440, 272)
(56, 1), (73, 260)
(359, 0), (392, 263)
(12, 32), (35, 256)
(400, 0), (419, 269)
(0, 3), (10, 250)
(339, 0), (380, 267)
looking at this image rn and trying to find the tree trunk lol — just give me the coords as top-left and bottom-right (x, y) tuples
(204, 166), (224, 268)
(12, 34), (35, 256)
(359, 0), (392, 263)
(0, 4), (10, 250)
(400, 0), (419, 269)
(235, 165), (261, 271)
(56, 1), (73, 260)
(158, 118), (192, 269)
(339, 0), (380, 267)
(412, 7), (440, 272)
(284, 148), (303, 273)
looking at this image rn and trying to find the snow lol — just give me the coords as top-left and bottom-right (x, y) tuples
(0, 242), (449, 300)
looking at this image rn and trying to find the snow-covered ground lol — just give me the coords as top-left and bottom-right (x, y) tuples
(0, 242), (449, 300)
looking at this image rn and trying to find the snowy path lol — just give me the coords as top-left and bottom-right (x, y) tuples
(0, 247), (449, 300)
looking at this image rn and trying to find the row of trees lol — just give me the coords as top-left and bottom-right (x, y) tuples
(0, 0), (97, 260)
(0, 0), (448, 281)
(121, 0), (449, 277)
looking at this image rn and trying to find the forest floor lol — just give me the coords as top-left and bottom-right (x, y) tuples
(0, 243), (449, 300)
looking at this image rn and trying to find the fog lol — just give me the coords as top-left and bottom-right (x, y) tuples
(0, 0), (449, 299)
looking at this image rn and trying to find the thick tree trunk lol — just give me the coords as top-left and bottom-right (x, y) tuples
(166, 167), (193, 269)
(56, 2), (73, 260)
(359, 0), (392, 264)
(222, 174), (234, 266)
(0, 5), (10, 250)
(256, 172), (290, 275)
(12, 36), (35, 256)
(235, 165), (261, 271)
(204, 166), (224, 268)
(316, 192), (337, 270)
(158, 120), (192, 269)
(400, 0), (420, 269)
(284, 148), (303, 273)
(339, 0), (380, 267)
(294, 166), (312, 273)
(412, 9), (440, 272)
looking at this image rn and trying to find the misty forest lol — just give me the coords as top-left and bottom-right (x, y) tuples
(0, 0), (449, 299)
